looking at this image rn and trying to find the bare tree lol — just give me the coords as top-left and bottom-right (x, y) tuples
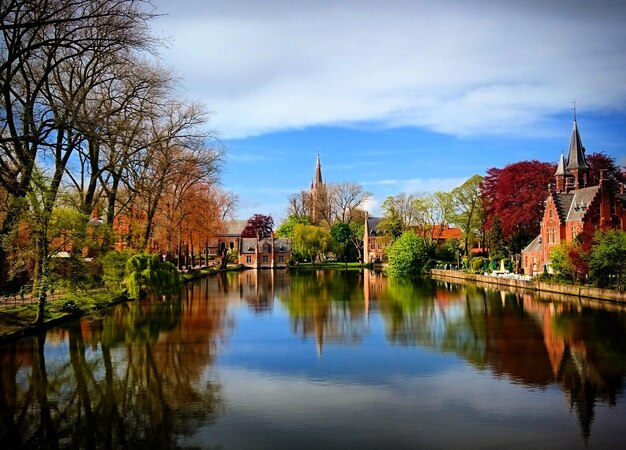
(0, 0), (158, 318)
(287, 190), (311, 218)
(329, 182), (372, 224)
(125, 99), (222, 252)
(216, 190), (239, 221)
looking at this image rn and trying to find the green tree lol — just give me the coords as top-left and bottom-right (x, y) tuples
(276, 214), (311, 238)
(348, 221), (365, 262)
(450, 175), (484, 256)
(330, 222), (351, 259)
(588, 229), (626, 289)
(124, 254), (180, 300)
(550, 242), (575, 281)
(386, 231), (428, 277)
(292, 225), (332, 263)
(102, 250), (134, 292)
(379, 193), (415, 238)
(488, 216), (506, 260)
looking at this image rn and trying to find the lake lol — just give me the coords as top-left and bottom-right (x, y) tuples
(1, 269), (626, 449)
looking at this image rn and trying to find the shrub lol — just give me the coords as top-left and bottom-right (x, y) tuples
(386, 231), (428, 277)
(125, 254), (180, 300)
(471, 257), (486, 272)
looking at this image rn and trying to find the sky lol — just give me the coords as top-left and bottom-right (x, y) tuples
(150, 0), (626, 221)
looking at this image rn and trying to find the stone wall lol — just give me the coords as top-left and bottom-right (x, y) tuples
(430, 269), (626, 303)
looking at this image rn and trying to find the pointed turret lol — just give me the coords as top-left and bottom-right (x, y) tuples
(554, 153), (570, 193)
(566, 120), (589, 189)
(555, 153), (569, 175)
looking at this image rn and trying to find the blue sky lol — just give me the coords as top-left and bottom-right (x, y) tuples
(151, 0), (626, 221)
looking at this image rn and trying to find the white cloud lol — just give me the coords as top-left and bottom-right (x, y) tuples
(153, 0), (626, 139)
(362, 196), (380, 216)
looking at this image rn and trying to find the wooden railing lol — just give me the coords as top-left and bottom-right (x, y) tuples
(0, 291), (64, 310)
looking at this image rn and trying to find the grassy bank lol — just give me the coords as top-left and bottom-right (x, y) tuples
(0, 264), (250, 346)
(0, 289), (127, 345)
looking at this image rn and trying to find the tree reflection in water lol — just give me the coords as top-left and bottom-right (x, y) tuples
(0, 284), (227, 449)
(375, 275), (626, 444)
(2, 271), (626, 447)
(276, 270), (368, 355)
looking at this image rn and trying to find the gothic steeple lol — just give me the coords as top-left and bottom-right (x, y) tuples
(310, 153), (326, 223)
(312, 153), (323, 189)
(566, 119), (589, 189)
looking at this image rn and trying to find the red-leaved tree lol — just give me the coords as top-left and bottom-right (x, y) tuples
(481, 160), (556, 253)
(586, 152), (626, 187)
(241, 214), (274, 239)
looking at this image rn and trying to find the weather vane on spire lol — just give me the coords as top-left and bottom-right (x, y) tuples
(572, 98), (577, 121)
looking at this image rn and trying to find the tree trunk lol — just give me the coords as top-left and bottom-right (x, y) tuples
(219, 248), (228, 270)
(34, 245), (48, 327)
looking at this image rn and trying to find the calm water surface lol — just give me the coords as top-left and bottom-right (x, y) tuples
(2, 270), (626, 449)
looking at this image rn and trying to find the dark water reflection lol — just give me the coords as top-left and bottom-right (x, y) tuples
(1, 270), (626, 449)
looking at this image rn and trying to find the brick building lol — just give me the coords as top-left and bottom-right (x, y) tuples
(522, 119), (626, 275)
(363, 214), (393, 263)
(209, 220), (291, 268)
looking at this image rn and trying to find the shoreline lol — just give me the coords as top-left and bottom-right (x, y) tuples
(430, 269), (626, 303)
(0, 264), (245, 347)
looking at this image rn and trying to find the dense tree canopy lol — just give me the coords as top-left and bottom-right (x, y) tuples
(588, 229), (626, 290)
(292, 224), (332, 263)
(586, 152), (626, 187)
(481, 161), (555, 252)
(0, 1), (233, 318)
(276, 214), (311, 238)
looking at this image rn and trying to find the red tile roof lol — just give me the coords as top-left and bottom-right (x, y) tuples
(431, 225), (463, 240)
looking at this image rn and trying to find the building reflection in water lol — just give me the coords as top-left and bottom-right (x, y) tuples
(372, 273), (626, 444)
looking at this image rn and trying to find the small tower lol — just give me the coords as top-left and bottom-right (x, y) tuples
(565, 119), (589, 189)
(554, 153), (569, 193)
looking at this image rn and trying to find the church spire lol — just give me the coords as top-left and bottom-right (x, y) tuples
(566, 118), (589, 189)
(310, 153), (326, 223)
(312, 153), (323, 188)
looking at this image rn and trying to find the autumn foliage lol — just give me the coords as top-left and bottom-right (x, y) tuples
(586, 152), (626, 187)
(481, 160), (556, 247)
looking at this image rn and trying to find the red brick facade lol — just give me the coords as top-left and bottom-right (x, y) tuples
(522, 120), (626, 275)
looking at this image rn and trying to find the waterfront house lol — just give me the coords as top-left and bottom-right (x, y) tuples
(239, 236), (291, 268)
(363, 214), (393, 263)
(522, 120), (626, 275)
